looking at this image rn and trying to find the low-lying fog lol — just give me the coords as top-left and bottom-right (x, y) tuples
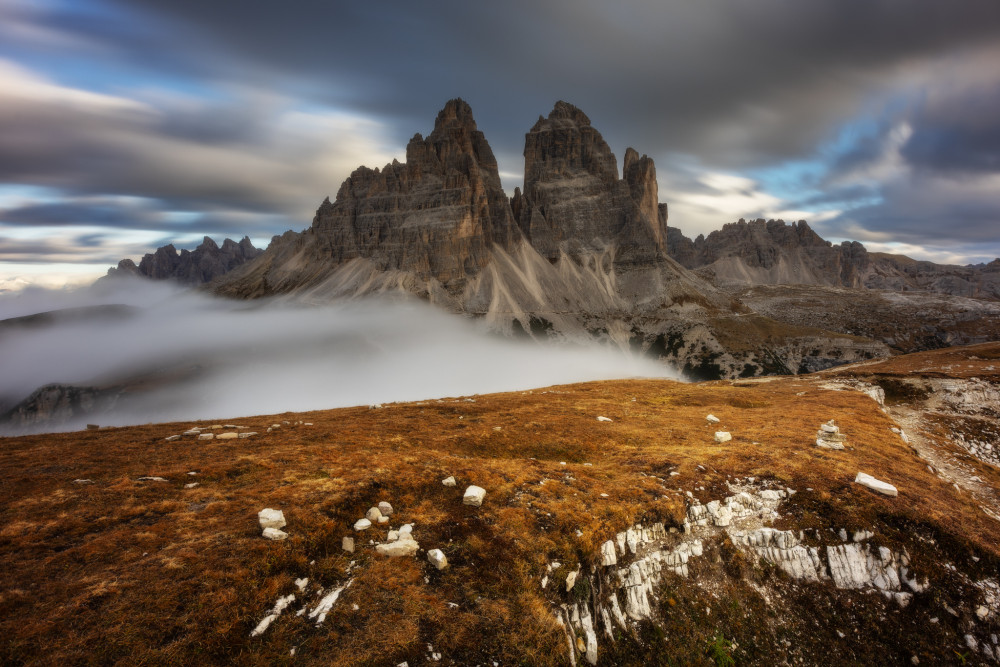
(0, 280), (678, 434)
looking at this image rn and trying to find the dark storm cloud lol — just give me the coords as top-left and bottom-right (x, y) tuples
(901, 85), (1000, 174)
(0, 199), (290, 237)
(99, 0), (1000, 166)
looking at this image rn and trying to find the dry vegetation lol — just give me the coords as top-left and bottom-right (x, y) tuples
(2, 344), (1000, 665)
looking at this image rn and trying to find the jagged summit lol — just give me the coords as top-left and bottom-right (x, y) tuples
(103, 235), (261, 286)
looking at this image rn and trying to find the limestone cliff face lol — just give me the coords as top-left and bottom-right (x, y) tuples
(517, 102), (665, 265)
(308, 98), (520, 286)
(104, 236), (262, 286)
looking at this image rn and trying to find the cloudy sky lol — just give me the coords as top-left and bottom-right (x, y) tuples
(2, 0), (999, 289)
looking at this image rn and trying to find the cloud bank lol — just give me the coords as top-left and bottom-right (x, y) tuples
(0, 281), (676, 434)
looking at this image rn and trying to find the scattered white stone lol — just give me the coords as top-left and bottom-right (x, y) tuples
(271, 424), (281, 429)
(73, 479), (94, 484)
(164, 435), (181, 442)
(198, 433), (214, 441)
(566, 569), (578, 592)
(463, 485), (486, 507)
(182, 430), (200, 436)
(366, 507), (383, 522)
(258, 508), (286, 530)
(378, 501), (393, 516)
(238, 432), (257, 438)
(600, 493), (609, 498)
(378, 515), (389, 524)
(855, 472), (898, 497)
(137, 476), (168, 482)
(262, 527), (288, 541)
(442, 476), (457, 487)
(978, 605), (990, 620)
(427, 549), (448, 570)
(187, 471), (198, 476)
(714, 432), (732, 443)
(250, 593), (296, 637)
(309, 580), (351, 625)
(354, 518), (372, 531)
(706, 414), (720, 423)
(376, 538), (419, 557)
(597, 416), (612, 422)
(216, 432), (238, 440)
(295, 578), (308, 591)
(184, 482), (199, 489)
(342, 536), (354, 552)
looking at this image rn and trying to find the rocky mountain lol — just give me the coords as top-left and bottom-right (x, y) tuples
(104, 235), (262, 286)
(668, 218), (1000, 300)
(215, 100), (884, 379)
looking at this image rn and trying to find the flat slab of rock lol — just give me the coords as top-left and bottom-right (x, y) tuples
(164, 435), (181, 442)
(216, 432), (238, 440)
(714, 431), (732, 443)
(376, 538), (419, 557)
(855, 472), (898, 497)
(262, 527), (288, 541)
(258, 508), (286, 530)
(198, 433), (214, 441)
(463, 485), (486, 507)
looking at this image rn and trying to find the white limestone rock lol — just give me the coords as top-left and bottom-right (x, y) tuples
(378, 501), (393, 517)
(600, 540), (617, 567)
(216, 432), (238, 440)
(597, 416), (612, 422)
(366, 507), (383, 522)
(262, 527), (288, 541)
(463, 485), (486, 507)
(442, 476), (457, 487)
(258, 508), (286, 530)
(427, 549), (448, 570)
(376, 537), (419, 557)
(855, 472), (898, 497)
(566, 569), (579, 592)
(164, 435), (181, 442)
(197, 433), (214, 441)
(706, 414), (720, 423)
(354, 518), (372, 531)
(342, 536), (355, 553)
(714, 431), (732, 443)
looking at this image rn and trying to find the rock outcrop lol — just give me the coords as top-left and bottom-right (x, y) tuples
(668, 218), (1000, 301)
(104, 236), (262, 286)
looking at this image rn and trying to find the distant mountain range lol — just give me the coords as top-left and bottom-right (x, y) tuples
(102, 99), (999, 380)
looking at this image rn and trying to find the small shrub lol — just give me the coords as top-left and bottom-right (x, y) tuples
(705, 632), (735, 667)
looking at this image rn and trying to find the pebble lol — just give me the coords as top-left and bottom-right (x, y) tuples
(427, 549), (448, 570)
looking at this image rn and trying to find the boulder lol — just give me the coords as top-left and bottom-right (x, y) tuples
(463, 485), (487, 507)
(258, 508), (286, 530)
(854, 472), (898, 497)
(427, 549), (448, 570)
(216, 432), (238, 440)
(197, 433), (214, 441)
(262, 527), (288, 541)
(714, 431), (732, 443)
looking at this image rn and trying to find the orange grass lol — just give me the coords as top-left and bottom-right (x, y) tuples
(1, 344), (999, 665)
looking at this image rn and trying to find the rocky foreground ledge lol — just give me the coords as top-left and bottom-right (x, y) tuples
(2, 343), (999, 665)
